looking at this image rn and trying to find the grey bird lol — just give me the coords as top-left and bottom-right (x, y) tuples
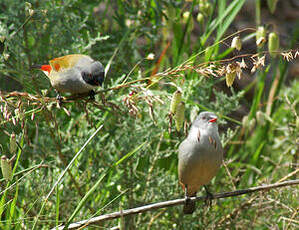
(178, 111), (223, 214)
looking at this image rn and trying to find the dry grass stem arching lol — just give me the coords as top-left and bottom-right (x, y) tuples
(1, 49), (297, 126)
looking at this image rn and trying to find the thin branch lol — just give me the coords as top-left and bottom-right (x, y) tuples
(52, 179), (299, 230)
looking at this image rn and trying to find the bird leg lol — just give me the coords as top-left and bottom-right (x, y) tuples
(88, 90), (96, 101)
(183, 185), (197, 214)
(184, 185), (191, 204)
(204, 185), (214, 207)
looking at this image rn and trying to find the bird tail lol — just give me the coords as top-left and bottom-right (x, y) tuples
(183, 198), (196, 214)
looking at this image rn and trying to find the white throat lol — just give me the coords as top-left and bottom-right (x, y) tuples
(42, 70), (50, 77)
(188, 124), (218, 141)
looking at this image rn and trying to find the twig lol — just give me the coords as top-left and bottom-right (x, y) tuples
(52, 179), (299, 230)
(277, 168), (299, 183)
(222, 160), (236, 190)
(217, 194), (258, 226)
(284, 209), (298, 230)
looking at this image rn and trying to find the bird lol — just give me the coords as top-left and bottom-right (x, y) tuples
(178, 111), (223, 214)
(31, 54), (105, 101)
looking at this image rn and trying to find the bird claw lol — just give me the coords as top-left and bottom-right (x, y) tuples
(185, 195), (191, 204)
(205, 196), (213, 207)
(88, 90), (95, 101)
(204, 185), (214, 207)
(184, 185), (193, 205)
(56, 94), (63, 105)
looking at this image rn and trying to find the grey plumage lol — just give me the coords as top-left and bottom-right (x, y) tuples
(49, 56), (105, 94)
(80, 61), (105, 86)
(178, 111), (223, 214)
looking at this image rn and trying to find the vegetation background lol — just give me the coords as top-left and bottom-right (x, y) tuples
(0, 0), (298, 229)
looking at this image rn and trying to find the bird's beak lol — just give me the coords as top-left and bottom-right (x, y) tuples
(30, 64), (43, 70)
(30, 64), (52, 77)
(209, 118), (217, 123)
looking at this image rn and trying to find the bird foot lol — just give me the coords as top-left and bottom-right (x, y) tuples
(56, 94), (63, 106)
(204, 185), (214, 207)
(185, 195), (191, 204)
(184, 185), (193, 206)
(88, 90), (95, 101)
(204, 194), (213, 207)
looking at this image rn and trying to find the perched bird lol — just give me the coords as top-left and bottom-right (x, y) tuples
(178, 111), (223, 214)
(32, 54), (105, 100)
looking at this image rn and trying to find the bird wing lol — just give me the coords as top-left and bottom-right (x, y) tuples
(81, 61), (105, 86)
(49, 54), (90, 72)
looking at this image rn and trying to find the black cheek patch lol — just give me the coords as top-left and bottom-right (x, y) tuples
(82, 71), (105, 86)
(95, 71), (105, 86)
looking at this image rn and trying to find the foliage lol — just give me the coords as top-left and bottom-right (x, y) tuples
(0, 0), (298, 229)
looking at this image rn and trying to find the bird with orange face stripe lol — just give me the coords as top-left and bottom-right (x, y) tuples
(32, 54), (105, 101)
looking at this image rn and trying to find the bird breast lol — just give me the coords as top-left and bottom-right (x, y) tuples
(178, 130), (223, 194)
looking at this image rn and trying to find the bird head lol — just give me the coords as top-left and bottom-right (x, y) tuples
(31, 64), (52, 77)
(192, 111), (218, 130)
(31, 54), (91, 78)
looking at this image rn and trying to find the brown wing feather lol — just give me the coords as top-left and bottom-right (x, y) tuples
(197, 129), (201, 142)
(208, 136), (217, 150)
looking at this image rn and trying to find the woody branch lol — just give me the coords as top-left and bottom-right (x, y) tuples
(52, 179), (299, 230)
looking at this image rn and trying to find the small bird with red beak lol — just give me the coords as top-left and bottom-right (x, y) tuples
(32, 54), (105, 100)
(178, 111), (223, 214)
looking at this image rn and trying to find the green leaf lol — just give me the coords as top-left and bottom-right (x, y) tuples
(202, 0), (246, 44)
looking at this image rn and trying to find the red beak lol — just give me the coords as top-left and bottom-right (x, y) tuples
(209, 118), (217, 123)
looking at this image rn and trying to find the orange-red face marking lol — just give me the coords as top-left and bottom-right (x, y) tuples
(41, 65), (52, 75)
(54, 63), (60, 71)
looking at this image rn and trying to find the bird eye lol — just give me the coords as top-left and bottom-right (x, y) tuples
(203, 116), (206, 120)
